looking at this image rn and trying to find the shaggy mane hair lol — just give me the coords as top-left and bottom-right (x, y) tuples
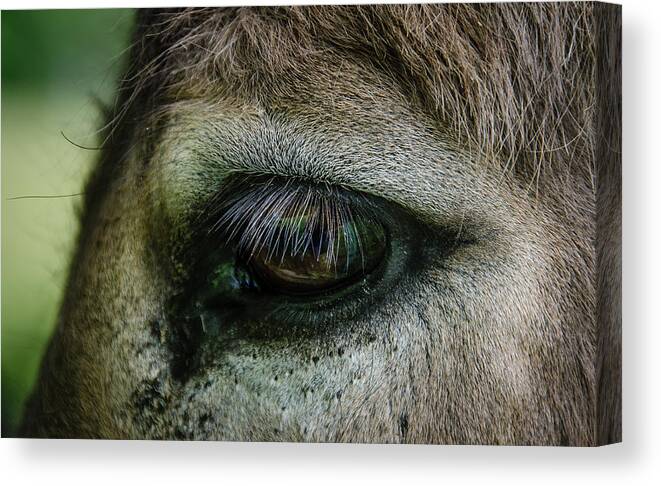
(104, 3), (618, 189)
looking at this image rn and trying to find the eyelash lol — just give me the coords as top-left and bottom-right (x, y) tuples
(202, 175), (378, 269)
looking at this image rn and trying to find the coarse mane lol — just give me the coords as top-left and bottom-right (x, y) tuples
(103, 3), (617, 190)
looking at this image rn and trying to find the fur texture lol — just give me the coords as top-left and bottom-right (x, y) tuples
(21, 3), (621, 445)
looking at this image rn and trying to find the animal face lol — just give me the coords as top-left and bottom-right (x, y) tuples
(21, 4), (621, 445)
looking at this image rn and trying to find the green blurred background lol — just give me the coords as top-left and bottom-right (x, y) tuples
(1, 9), (134, 436)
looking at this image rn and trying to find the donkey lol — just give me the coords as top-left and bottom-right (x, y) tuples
(21, 3), (621, 445)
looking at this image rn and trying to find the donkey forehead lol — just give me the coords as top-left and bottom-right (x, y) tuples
(137, 4), (597, 183)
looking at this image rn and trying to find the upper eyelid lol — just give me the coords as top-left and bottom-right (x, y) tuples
(155, 105), (402, 193)
(155, 104), (511, 241)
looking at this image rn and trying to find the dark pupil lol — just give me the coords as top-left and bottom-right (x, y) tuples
(243, 209), (386, 296)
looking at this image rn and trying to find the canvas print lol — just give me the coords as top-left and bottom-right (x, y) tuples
(1, 2), (621, 445)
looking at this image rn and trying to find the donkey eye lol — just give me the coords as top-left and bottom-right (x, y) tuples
(244, 213), (386, 296)
(172, 174), (416, 335)
(209, 175), (389, 298)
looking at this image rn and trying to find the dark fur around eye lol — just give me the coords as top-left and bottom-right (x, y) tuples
(164, 174), (401, 348)
(165, 173), (449, 346)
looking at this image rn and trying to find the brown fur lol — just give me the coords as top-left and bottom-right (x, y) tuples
(21, 3), (621, 445)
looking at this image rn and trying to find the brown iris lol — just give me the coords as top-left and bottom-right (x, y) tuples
(244, 211), (387, 296)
